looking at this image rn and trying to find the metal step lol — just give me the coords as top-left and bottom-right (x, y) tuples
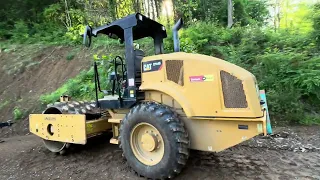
(110, 137), (119, 144)
(108, 118), (122, 123)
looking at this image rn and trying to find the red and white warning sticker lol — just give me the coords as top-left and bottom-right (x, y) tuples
(189, 75), (214, 82)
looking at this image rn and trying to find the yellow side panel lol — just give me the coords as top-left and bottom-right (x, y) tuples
(29, 114), (87, 144)
(140, 52), (263, 118)
(86, 119), (112, 136)
(184, 118), (266, 152)
(145, 90), (267, 152)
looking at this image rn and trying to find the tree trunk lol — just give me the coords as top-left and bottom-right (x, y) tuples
(273, 0), (281, 31)
(141, 0), (145, 14)
(227, 0), (233, 28)
(137, 0), (140, 12)
(188, 1), (192, 23)
(64, 0), (72, 28)
(155, 0), (160, 19)
(147, 0), (151, 18)
(277, 0), (281, 30)
(109, 0), (117, 20)
(172, 0), (178, 22)
(115, 0), (118, 19)
(152, 0), (156, 20)
(164, 0), (171, 28)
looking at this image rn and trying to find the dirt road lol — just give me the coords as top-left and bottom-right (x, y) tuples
(1, 126), (319, 180)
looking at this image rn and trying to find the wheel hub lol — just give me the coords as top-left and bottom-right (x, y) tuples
(130, 122), (164, 166)
(141, 132), (158, 152)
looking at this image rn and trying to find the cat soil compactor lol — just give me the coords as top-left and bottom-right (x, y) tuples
(29, 13), (272, 179)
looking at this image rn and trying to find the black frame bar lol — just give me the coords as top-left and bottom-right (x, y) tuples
(85, 13), (167, 109)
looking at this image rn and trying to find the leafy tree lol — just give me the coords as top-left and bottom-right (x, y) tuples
(312, 3), (320, 48)
(173, 0), (268, 27)
(279, 0), (314, 32)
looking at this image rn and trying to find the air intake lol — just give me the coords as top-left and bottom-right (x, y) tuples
(166, 60), (184, 86)
(220, 70), (247, 108)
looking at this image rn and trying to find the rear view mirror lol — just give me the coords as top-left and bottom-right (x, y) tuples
(83, 25), (92, 47)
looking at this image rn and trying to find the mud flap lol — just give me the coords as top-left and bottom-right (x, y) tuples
(260, 90), (272, 134)
(29, 114), (87, 144)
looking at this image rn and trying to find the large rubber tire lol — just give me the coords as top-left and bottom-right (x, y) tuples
(119, 102), (190, 179)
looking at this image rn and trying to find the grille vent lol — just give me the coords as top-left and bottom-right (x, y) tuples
(166, 60), (184, 86)
(220, 70), (248, 108)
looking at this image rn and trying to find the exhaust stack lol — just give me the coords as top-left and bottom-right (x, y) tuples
(172, 18), (183, 52)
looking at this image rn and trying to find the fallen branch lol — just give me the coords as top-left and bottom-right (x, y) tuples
(39, 47), (57, 64)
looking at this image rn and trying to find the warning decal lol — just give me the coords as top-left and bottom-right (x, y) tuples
(189, 75), (214, 82)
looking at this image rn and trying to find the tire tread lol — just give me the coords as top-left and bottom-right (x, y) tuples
(119, 101), (189, 179)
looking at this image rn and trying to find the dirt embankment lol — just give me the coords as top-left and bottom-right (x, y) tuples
(0, 45), (92, 137)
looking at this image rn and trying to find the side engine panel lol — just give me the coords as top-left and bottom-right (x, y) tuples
(144, 90), (267, 152)
(140, 52), (263, 118)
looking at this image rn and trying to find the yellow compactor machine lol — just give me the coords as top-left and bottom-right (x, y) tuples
(29, 13), (271, 179)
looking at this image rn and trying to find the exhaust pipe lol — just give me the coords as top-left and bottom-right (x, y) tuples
(172, 18), (183, 52)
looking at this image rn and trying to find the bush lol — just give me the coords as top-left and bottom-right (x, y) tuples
(10, 21), (30, 43)
(13, 107), (23, 121)
(66, 52), (76, 61)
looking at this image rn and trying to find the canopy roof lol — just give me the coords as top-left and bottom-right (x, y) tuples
(91, 13), (167, 41)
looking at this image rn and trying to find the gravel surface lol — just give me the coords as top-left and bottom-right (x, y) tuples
(0, 126), (319, 180)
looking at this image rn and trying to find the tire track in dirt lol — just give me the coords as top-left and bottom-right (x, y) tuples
(1, 130), (319, 180)
(179, 146), (320, 180)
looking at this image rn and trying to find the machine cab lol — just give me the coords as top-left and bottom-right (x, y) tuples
(83, 13), (168, 109)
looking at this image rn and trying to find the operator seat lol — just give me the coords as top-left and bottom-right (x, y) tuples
(134, 49), (144, 100)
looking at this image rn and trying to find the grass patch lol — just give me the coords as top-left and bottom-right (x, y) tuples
(13, 107), (23, 121)
(66, 51), (76, 61)
(40, 45), (124, 105)
(299, 115), (320, 125)
(40, 85), (68, 104)
(25, 61), (40, 68)
(1, 43), (50, 75)
(40, 67), (107, 104)
(0, 100), (9, 110)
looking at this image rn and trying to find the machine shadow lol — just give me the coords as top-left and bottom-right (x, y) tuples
(68, 132), (119, 154)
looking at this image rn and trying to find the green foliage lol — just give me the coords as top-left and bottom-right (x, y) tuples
(0, 0), (270, 43)
(279, 0), (314, 32)
(43, 3), (64, 24)
(245, 0), (270, 25)
(174, 0), (269, 26)
(312, 3), (320, 48)
(40, 69), (97, 104)
(299, 115), (320, 125)
(40, 53), (118, 104)
(10, 21), (30, 43)
(66, 50), (76, 61)
(66, 53), (75, 61)
(3, 20), (76, 45)
(13, 107), (23, 121)
(165, 21), (320, 125)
